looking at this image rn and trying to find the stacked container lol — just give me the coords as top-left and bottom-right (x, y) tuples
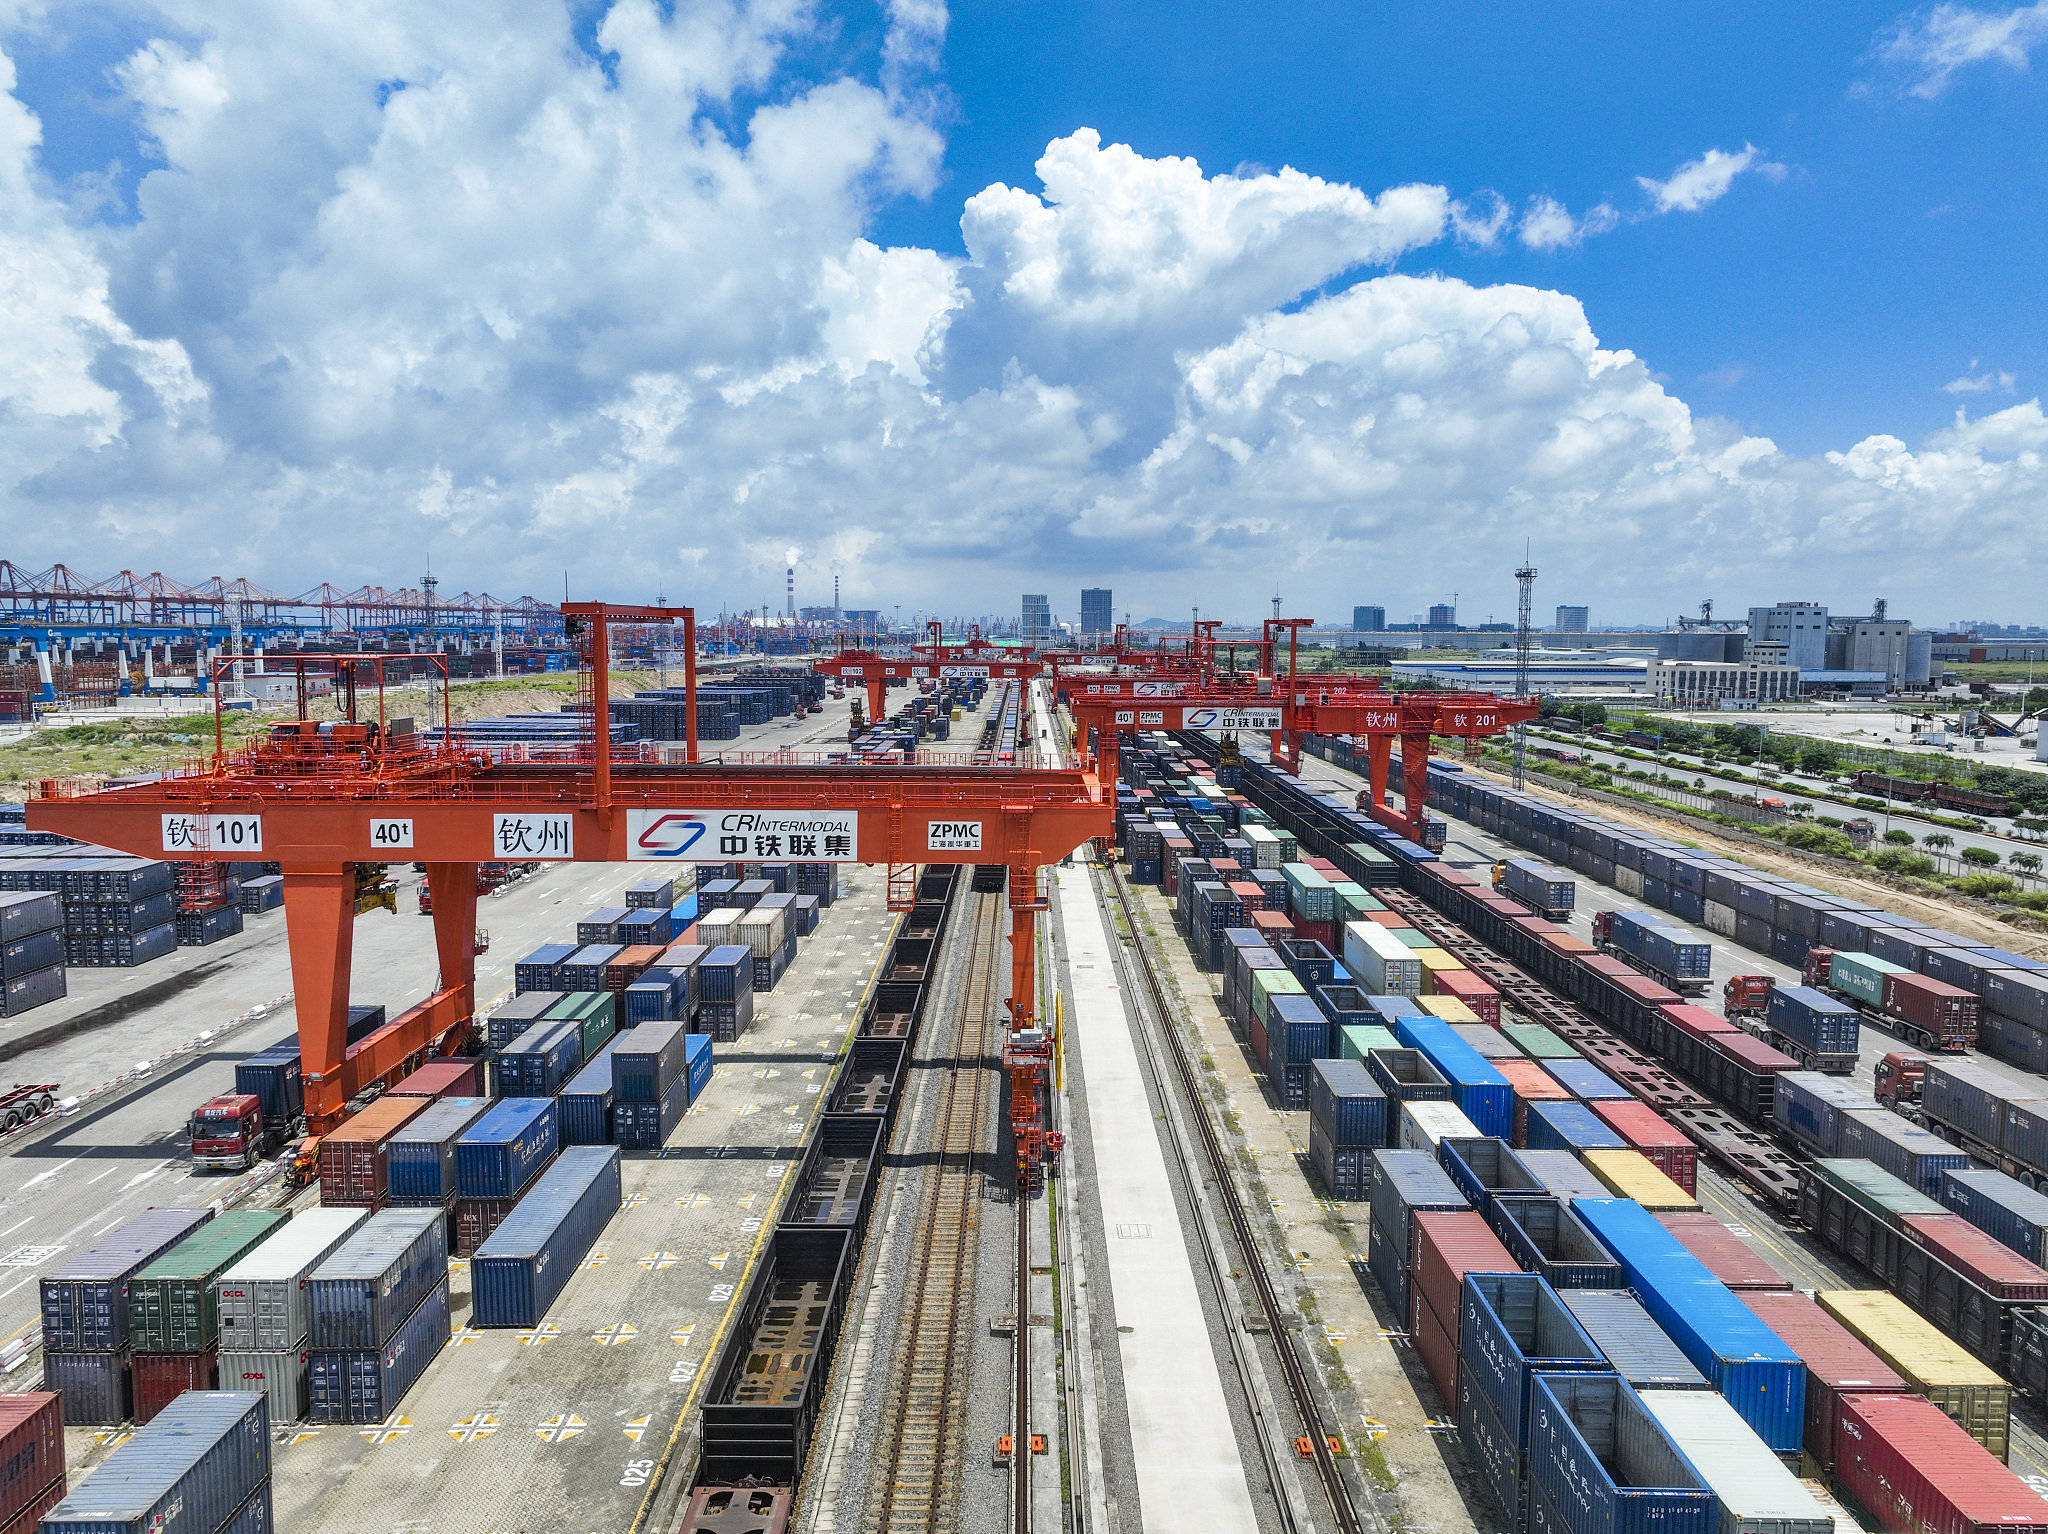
(0, 1393), (64, 1531)
(385, 1097), (495, 1240)
(1834, 1395), (2048, 1534)
(306, 1208), (450, 1423)
(1409, 1213), (1516, 1406)
(472, 1147), (623, 1328)
(1367, 1151), (1467, 1324)
(1636, 1390), (1833, 1534)
(126, 1211), (290, 1423)
(41, 1207), (213, 1425)
(36, 1392), (269, 1534)
(1558, 1289), (1708, 1390)
(319, 1094), (433, 1209)
(1524, 1375), (1714, 1534)
(1737, 1289), (1904, 1471)
(1307, 1059), (1384, 1199)
(1817, 1288), (2011, 1459)
(454, 1097), (561, 1255)
(214, 1208), (368, 1425)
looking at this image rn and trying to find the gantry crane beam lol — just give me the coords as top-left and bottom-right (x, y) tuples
(1067, 688), (1534, 843)
(811, 624), (1040, 728)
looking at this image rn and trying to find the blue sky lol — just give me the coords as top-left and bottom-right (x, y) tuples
(872, 0), (2046, 459)
(0, 0), (2043, 625)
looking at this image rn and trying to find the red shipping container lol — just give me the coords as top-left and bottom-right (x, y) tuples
(131, 1347), (217, 1425)
(1226, 882), (1265, 913)
(1368, 913), (1415, 930)
(1247, 1015), (1269, 1071)
(1580, 955), (1639, 984)
(1884, 972), (1980, 1036)
(1537, 932), (1597, 961)
(1248, 911), (1294, 941)
(1410, 1212), (1517, 1343)
(1653, 1212), (1788, 1289)
(1589, 1100), (1699, 1192)
(387, 1058), (485, 1100)
(1294, 919), (1337, 949)
(1834, 1394), (2048, 1534)
(0, 1473), (65, 1534)
(1709, 1032), (1798, 1073)
(606, 944), (665, 992)
(1211, 859), (1243, 878)
(1411, 1278), (1461, 1407)
(661, 927), (699, 956)
(1433, 866), (1484, 889)
(1611, 973), (1683, 1007)
(1659, 1002), (1737, 1038)
(319, 1093), (432, 1208)
(1512, 917), (1562, 938)
(0, 1393), (62, 1531)
(1475, 895), (1526, 919)
(1305, 858), (1340, 875)
(1741, 1291), (1904, 1472)
(1432, 970), (1500, 1026)
(456, 1194), (522, 1257)
(1495, 1058), (1572, 1149)
(1897, 1214), (2048, 1300)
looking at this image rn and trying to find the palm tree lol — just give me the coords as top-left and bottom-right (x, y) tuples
(1923, 833), (1955, 854)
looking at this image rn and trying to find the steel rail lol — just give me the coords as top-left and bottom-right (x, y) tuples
(1101, 862), (1365, 1534)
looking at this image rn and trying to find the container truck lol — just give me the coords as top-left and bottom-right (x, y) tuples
(1492, 859), (1575, 920)
(1763, 984), (1861, 1074)
(188, 1093), (286, 1173)
(1804, 947), (1978, 1052)
(1593, 909), (1712, 996)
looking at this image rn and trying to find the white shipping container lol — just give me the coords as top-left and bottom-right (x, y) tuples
(695, 908), (747, 949)
(1397, 1099), (1479, 1151)
(736, 907), (790, 958)
(1343, 920), (1423, 996)
(221, 1346), (310, 1423)
(1242, 824), (1283, 869)
(1704, 901), (1737, 938)
(1636, 1389), (1835, 1534)
(215, 1207), (369, 1352)
(1615, 866), (1646, 897)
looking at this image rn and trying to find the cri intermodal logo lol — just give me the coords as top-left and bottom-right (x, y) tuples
(633, 814), (710, 858)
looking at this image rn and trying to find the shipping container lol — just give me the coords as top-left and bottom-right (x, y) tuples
(1367, 1151), (1468, 1321)
(127, 1212), (290, 1355)
(1764, 985), (1860, 1069)
(1523, 1100), (1628, 1155)
(1457, 1364), (1529, 1528)
(1308, 1058), (1386, 1148)
(455, 1097), (560, 1200)
(1392, 1016), (1513, 1138)
(41, 1208), (213, 1353)
(1636, 1389), (1833, 1534)
(218, 1346), (308, 1426)
(318, 1095), (433, 1208)
(1651, 1212), (1787, 1291)
(1411, 1213), (1518, 1404)
(1460, 1271), (1611, 1449)
(1573, 1198), (1805, 1452)
(383, 1097), (494, 1205)
(472, 1147), (622, 1328)
(1581, 1150), (1700, 1212)
(612, 1020), (691, 1103)
(1940, 1166), (2048, 1265)
(1440, 1138), (1548, 1217)
(1817, 1290), (2010, 1459)
(487, 989), (562, 1047)
(1921, 1060), (2048, 1163)
(37, 1392), (268, 1534)
(1834, 1394), (2048, 1534)
(1586, 1100), (1697, 1193)
(1398, 1099), (1480, 1151)
(1309, 1117), (1371, 1200)
(1541, 1059), (1632, 1101)
(496, 1017), (585, 1098)
(612, 1064), (693, 1149)
(43, 1350), (129, 1427)
(0, 1393), (61, 1532)
(1772, 1072), (1879, 1157)
(231, 1045), (303, 1127)
(1491, 1196), (1625, 1290)
(304, 1207), (448, 1351)
(1525, 1374), (1715, 1534)
(1365, 1049), (1454, 1119)
(131, 1348), (217, 1424)
(1738, 1290), (1905, 1472)
(307, 1280), (449, 1425)
(1518, 1150), (1612, 1201)
(1837, 1109), (1971, 1196)
(1559, 1289), (1708, 1390)
(1344, 920), (1423, 995)
(1896, 1213), (2048, 1300)
(385, 1058), (485, 1101)
(1501, 1023), (1579, 1059)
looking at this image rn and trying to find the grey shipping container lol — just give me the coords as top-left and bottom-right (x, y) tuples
(305, 1207), (447, 1350)
(612, 1021), (690, 1103)
(38, 1391), (269, 1534)
(1939, 1166), (2048, 1265)
(41, 1207), (213, 1352)
(1635, 1389), (1835, 1534)
(1836, 1109), (1971, 1196)
(1368, 1150), (1467, 1246)
(1309, 1057), (1386, 1147)
(216, 1208), (369, 1353)
(472, 1146), (622, 1328)
(42, 1348), (130, 1426)
(1490, 1197), (1626, 1290)
(559, 1044), (619, 1146)
(307, 1279), (450, 1424)
(612, 1066), (691, 1149)
(1517, 1150), (1613, 1202)
(1559, 1289), (1709, 1390)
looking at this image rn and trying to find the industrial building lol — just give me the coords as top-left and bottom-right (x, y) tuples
(1081, 587), (1112, 636)
(1391, 651), (1650, 694)
(1651, 657), (1801, 707)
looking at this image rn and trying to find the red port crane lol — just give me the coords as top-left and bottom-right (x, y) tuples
(811, 622), (1042, 727)
(27, 602), (1108, 1189)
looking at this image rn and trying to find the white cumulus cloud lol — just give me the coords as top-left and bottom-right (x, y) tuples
(0, 2), (2038, 623)
(1636, 144), (1783, 213)
(1873, 0), (2048, 97)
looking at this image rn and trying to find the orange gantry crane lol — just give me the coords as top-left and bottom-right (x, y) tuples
(27, 603), (1107, 1188)
(811, 622), (1042, 726)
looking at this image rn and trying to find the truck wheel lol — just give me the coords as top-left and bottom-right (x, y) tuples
(2, 1110), (19, 1132)
(36, 1096), (51, 1114)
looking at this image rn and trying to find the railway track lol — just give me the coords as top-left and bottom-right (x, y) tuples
(860, 891), (1006, 1534)
(1103, 862), (1368, 1534)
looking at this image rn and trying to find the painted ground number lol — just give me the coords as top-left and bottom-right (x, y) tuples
(621, 1458), (656, 1487)
(708, 1283), (734, 1303)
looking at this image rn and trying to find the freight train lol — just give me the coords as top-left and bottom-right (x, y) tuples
(1851, 771), (2016, 819)
(680, 864), (961, 1533)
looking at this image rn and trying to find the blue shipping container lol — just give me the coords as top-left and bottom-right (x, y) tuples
(1765, 985), (1860, 1059)
(1526, 1375), (1715, 1534)
(1541, 1060), (1631, 1101)
(38, 1391), (269, 1534)
(695, 945), (754, 1002)
(1570, 1198), (1805, 1451)
(514, 942), (576, 992)
(233, 1043), (303, 1125)
(307, 1279), (449, 1424)
(613, 1066), (692, 1149)
(1392, 1017), (1513, 1138)
(1522, 1100), (1627, 1154)
(1309, 1058), (1385, 1147)
(559, 1043), (619, 1146)
(473, 1147), (623, 1328)
(385, 1097), (494, 1203)
(305, 1206), (448, 1350)
(456, 1097), (561, 1200)
(685, 1034), (713, 1104)
(1458, 1272), (1610, 1447)
(497, 1018), (584, 1097)
(1939, 1166), (2048, 1264)
(1266, 993), (1332, 1069)
(1604, 910), (1712, 981)
(41, 1207), (213, 1352)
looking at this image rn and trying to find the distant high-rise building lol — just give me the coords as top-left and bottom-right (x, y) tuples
(1426, 603), (1458, 630)
(1022, 594), (1051, 646)
(1555, 605), (1589, 632)
(1747, 601), (1828, 671)
(1353, 605), (1386, 632)
(1081, 588), (1113, 636)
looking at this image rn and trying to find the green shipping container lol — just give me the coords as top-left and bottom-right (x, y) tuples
(127, 1209), (290, 1353)
(1252, 968), (1308, 1025)
(1339, 1024), (1400, 1062)
(1389, 929), (1437, 950)
(1828, 952), (1905, 1009)
(1499, 1022), (1580, 1060)
(1330, 882), (1386, 920)
(1813, 1158), (1946, 1226)
(543, 990), (619, 1056)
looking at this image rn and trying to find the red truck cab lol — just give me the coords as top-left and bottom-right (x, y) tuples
(1724, 974), (1775, 1018)
(187, 1093), (275, 1173)
(1874, 1051), (1930, 1107)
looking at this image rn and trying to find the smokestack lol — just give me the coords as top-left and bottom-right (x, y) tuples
(787, 565), (794, 620)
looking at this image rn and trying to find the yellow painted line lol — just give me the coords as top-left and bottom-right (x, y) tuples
(627, 897), (905, 1534)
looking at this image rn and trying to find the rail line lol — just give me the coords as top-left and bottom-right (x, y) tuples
(1102, 861), (1367, 1534)
(860, 889), (1006, 1534)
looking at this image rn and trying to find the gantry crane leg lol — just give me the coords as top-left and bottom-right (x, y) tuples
(422, 862), (480, 1042)
(281, 867), (357, 1133)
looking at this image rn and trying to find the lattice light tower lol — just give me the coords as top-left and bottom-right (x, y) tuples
(1513, 558), (1536, 788)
